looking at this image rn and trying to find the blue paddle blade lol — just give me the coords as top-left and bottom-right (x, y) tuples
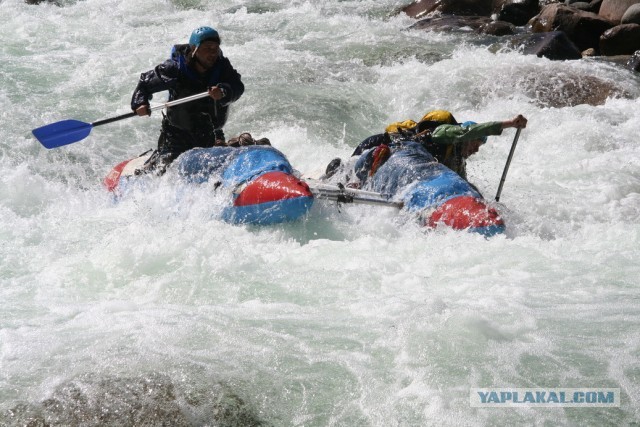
(32, 119), (93, 149)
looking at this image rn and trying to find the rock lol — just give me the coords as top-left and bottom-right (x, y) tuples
(571, 2), (594, 11)
(437, 0), (495, 16)
(621, 3), (640, 23)
(588, 0), (603, 13)
(599, 0), (640, 23)
(627, 50), (640, 71)
(481, 20), (517, 34)
(402, 0), (540, 19)
(567, 0), (601, 12)
(582, 47), (597, 56)
(401, 0), (441, 18)
(513, 30), (583, 59)
(528, 4), (615, 51)
(411, 15), (493, 32)
(498, 0), (541, 25)
(516, 70), (630, 107)
(0, 372), (265, 427)
(600, 23), (640, 55)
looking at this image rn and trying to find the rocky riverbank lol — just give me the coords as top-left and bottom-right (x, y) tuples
(400, 0), (640, 72)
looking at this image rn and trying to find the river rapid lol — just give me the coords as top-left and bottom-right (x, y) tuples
(1, 0), (640, 425)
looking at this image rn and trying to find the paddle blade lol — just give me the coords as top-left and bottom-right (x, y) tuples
(32, 119), (93, 149)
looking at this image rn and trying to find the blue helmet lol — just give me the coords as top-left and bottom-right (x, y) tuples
(461, 120), (487, 144)
(189, 26), (220, 47)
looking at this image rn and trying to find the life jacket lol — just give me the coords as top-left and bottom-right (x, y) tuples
(412, 119), (456, 166)
(384, 119), (418, 134)
(165, 44), (228, 133)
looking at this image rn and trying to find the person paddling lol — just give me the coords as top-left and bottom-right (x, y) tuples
(131, 26), (244, 172)
(424, 114), (528, 180)
(325, 111), (527, 182)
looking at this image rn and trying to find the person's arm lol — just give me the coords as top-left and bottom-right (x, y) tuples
(500, 114), (527, 130)
(432, 121), (503, 145)
(432, 115), (527, 145)
(215, 57), (244, 106)
(131, 60), (180, 116)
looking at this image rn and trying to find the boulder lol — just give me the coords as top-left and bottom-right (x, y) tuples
(401, 0), (441, 18)
(498, 0), (541, 25)
(600, 23), (640, 55)
(513, 30), (583, 59)
(516, 70), (630, 107)
(0, 372), (265, 427)
(481, 20), (517, 34)
(566, 0), (602, 12)
(621, 3), (640, 23)
(599, 0), (640, 22)
(627, 50), (640, 71)
(402, 0), (539, 19)
(589, 0), (604, 13)
(411, 15), (493, 32)
(437, 0), (495, 16)
(528, 4), (615, 51)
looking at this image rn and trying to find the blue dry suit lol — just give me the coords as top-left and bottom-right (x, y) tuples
(131, 44), (244, 161)
(354, 141), (481, 211)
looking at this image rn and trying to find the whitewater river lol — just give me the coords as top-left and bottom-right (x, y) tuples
(1, 0), (639, 425)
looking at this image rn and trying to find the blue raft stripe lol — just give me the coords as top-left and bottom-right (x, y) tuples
(221, 196), (314, 225)
(222, 146), (294, 187)
(402, 170), (480, 212)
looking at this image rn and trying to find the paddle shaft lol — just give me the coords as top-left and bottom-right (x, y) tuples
(495, 128), (522, 202)
(306, 181), (403, 209)
(91, 91), (211, 128)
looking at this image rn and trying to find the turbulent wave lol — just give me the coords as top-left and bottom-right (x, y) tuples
(1, 0), (639, 425)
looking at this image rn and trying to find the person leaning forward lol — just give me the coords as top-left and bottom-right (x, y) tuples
(131, 26), (244, 172)
(344, 110), (527, 181)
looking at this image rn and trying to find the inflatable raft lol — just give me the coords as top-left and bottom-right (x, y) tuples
(104, 146), (314, 225)
(349, 141), (505, 236)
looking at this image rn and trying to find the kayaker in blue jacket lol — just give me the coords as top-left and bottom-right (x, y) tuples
(131, 26), (244, 171)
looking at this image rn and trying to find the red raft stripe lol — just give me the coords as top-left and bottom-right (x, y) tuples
(234, 171), (313, 207)
(103, 159), (131, 192)
(427, 195), (504, 230)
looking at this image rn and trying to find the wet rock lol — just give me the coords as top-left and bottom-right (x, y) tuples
(567, 0), (602, 12)
(513, 30), (583, 60)
(481, 20), (517, 35)
(599, 0), (640, 23)
(437, 0), (495, 15)
(528, 4), (615, 51)
(25, 0), (59, 4)
(0, 372), (265, 427)
(401, 0), (441, 18)
(517, 70), (630, 107)
(411, 15), (493, 32)
(582, 47), (597, 56)
(401, 0), (499, 17)
(627, 50), (640, 71)
(497, 0), (541, 25)
(621, 3), (640, 23)
(599, 23), (640, 55)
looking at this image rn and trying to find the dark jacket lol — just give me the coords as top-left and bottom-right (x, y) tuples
(352, 121), (504, 180)
(131, 44), (244, 155)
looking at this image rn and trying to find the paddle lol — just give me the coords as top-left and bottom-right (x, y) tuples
(305, 180), (404, 209)
(32, 91), (211, 149)
(495, 128), (522, 202)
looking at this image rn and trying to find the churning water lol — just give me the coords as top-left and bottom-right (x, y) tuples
(1, 0), (640, 425)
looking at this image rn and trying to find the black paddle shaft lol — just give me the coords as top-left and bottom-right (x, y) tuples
(495, 128), (522, 202)
(91, 111), (137, 127)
